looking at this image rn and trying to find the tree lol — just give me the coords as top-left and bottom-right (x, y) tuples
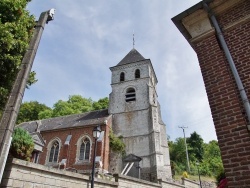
(187, 131), (204, 162)
(169, 135), (223, 177)
(203, 140), (223, 176)
(10, 127), (34, 161)
(16, 95), (110, 123)
(169, 137), (189, 174)
(93, 97), (109, 110)
(170, 137), (187, 164)
(0, 0), (36, 115)
(17, 101), (51, 124)
(52, 95), (93, 117)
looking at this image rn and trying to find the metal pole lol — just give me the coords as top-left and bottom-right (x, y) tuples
(91, 138), (97, 188)
(0, 9), (55, 183)
(179, 126), (190, 172)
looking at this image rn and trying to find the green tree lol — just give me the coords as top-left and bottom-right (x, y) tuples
(169, 137), (188, 174)
(187, 131), (204, 162)
(10, 127), (34, 161)
(38, 109), (53, 120)
(0, 0), (36, 115)
(17, 95), (110, 123)
(93, 97), (109, 110)
(17, 101), (51, 124)
(203, 140), (223, 176)
(52, 95), (93, 117)
(169, 137), (187, 164)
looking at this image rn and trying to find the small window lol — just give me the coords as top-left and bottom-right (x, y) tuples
(49, 141), (59, 162)
(79, 138), (91, 160)
(135, 69), (140, 78)
(126, 88), (136, 102)
(120, 72), (125, 81)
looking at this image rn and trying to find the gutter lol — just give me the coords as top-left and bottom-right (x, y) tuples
(202, 1), (250, 130)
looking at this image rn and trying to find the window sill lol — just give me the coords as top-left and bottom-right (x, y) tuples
(74, 160), (91, 165)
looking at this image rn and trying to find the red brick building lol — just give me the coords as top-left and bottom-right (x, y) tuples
(20, 109), (111, 174)
(172, 0), (250, 187)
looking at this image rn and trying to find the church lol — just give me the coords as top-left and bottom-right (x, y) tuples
(19, 48), (172, 182)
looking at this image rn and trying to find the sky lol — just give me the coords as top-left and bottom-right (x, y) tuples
(24, 0), (217, 143)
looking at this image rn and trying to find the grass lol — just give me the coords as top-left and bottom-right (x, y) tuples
(174, 175), (216, 183)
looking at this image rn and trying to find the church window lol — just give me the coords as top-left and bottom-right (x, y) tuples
(126, 88), (136, 102)
(76, 135), (92, 163)
(79, 138), (91, 160)
(48, 140), (59, 163)
(120, 72), (125, 81)
(135, 69), (140, 78)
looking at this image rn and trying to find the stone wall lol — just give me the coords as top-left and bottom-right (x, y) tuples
(1, 158), (202, 188)
(1, 158), (117, 188)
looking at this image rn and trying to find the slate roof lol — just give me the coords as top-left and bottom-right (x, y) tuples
(117, 48), (145, 66)
(18, 109), (110, 133)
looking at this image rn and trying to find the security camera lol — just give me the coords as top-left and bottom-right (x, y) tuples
(47, 8), (56, 22)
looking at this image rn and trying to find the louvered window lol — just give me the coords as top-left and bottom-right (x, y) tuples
(126, 88), (136, 102)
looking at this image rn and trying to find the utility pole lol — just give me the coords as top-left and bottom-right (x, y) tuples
(0, 9), (55, 183)
(179, 126), (190, 172)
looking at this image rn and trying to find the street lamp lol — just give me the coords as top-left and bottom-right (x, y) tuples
(0, 9), (55, 182)
(196, 162), (202, 188)
(91, 125), (101, 188)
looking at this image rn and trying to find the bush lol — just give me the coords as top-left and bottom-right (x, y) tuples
(10, 127), (34, 161)
(182, 171), (189, 178)
(109, 130), (126, 155)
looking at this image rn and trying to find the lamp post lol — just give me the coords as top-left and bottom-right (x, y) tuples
(0, 9), (55, 183)
(91, 125), (101, 188)
(196, 162), (202, 188)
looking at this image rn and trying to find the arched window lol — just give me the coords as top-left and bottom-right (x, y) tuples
(120, 72), (125, 81)
(49, 141), (59, 162)
(76, 135), (92, 163)
(126, 88), (136, 102)
(79, 137), (91, 160)
(135, 69), (140, 78)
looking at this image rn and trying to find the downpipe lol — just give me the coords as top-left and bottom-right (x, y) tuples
(202, 1), (250, 130)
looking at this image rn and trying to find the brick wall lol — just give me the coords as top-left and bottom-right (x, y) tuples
(172, 0), (250, 187)
(191, 1), (250, 187)
(39, 124), (110, 173)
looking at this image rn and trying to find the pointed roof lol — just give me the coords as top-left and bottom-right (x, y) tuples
(117, 48), (145, 66)
(123, 154), (142, 162)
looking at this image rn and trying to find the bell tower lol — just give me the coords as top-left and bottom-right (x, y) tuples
(109, 49), (172, 181)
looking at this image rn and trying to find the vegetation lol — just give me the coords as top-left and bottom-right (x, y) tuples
(169, 131), (223, 180)
(109, 130), (126, 155)
(0, 0), (36, 116)
(10, 127), (34, 161)
(17, 95), (109, 124)
(16, 101), (51, 124)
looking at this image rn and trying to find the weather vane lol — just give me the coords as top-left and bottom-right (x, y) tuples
(133, 31), (135, 49)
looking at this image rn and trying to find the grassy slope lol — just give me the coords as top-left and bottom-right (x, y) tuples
(174, 175), (216, 182)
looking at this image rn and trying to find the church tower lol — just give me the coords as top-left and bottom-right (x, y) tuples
(109, 48), (172, 181)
